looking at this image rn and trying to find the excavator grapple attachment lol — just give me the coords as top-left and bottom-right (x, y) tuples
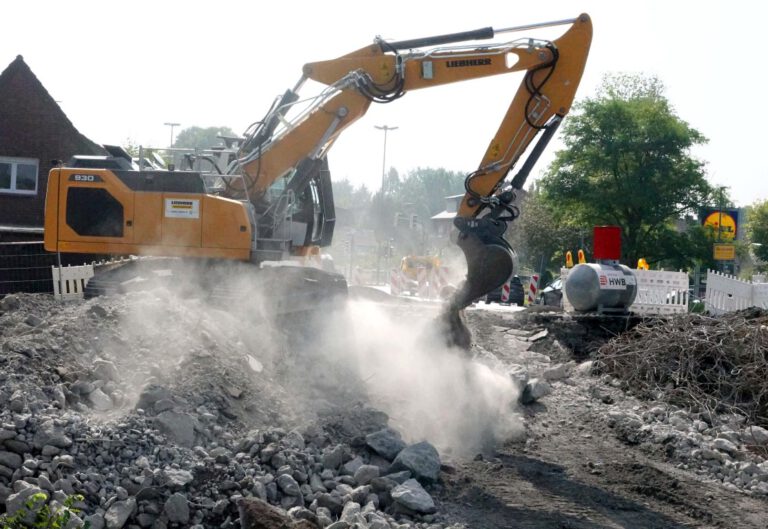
(450, 231), (515, 311)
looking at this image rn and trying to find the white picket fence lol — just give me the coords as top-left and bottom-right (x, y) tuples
(560, 267), (689, 315)
(705, 270), (768, 315)
(51, 264), (94, 301)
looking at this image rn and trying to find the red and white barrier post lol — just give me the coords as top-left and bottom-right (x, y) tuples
(390, 268), (402, 296)
(527, 274), (540, 305)
(500, 277), (512, 303)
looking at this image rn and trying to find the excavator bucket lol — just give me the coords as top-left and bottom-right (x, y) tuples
(450, 231), (515, 311)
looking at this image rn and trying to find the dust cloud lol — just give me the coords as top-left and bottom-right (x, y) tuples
(101, 260), (522, 457)
(314, 300), (523, 457)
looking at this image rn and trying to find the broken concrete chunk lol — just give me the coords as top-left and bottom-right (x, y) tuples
(154, 411), (196, 447)
(521, 378), (552, 404)
(391, 478), (436, 514)
(365, 428), (406, 461)
(390, 441), (441, 483)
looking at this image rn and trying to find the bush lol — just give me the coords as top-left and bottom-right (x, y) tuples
(0, 493), (90, 529)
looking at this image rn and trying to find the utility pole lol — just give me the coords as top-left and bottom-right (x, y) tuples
(164, 122), (180, 148)
(374, 125), (398, 193)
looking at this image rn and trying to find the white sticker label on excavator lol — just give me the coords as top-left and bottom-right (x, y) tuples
(164, 199), (199, 219)
(598, 270), (636, 290)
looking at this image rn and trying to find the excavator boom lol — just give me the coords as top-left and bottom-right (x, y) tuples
(234, 14), (592, 308)
(44, 14), (592, 320)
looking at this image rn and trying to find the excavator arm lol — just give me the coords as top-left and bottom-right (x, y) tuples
(229, 14), (592, 307)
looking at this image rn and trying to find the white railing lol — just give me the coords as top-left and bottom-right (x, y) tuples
(51, 264), (94, 301)
(705, 270), (768, 315)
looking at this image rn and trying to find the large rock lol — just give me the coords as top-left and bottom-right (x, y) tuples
(713, 438), (739, 455)
(365, 428), (406, 461)
(89, 388), (113, 411)
(390, 441), (441, 483)
(154, 411), (196, 447)
(104, 498), (137, 529)
(32, 420), (73, 450)
(164, 492), (190, 524)
(744, 426), (768, 445)
(277, 474), (302, 496)
(5, 482), (46, 519)
(353, 465), (380, 486)
(0, 294), (20, 311)
(93, 359), (119, 382)
(136, 385), (173, 413)
(162, 468), (194, 488)
(521, 378), (552, 404)
(0, 450), (22, 469)
(390, 479), (436, 514)
(322, 445), (344, 470)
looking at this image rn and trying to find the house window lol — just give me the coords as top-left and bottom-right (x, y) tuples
(0, 157), (39, 195)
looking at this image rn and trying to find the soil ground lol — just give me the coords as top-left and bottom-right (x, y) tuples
(430, 307), (768, 529)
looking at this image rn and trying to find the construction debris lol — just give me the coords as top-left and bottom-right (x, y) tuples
(596, 308), (768, 428)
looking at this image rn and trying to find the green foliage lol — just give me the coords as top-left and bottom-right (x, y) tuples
(748, 200), (768, 263)
(0, 493), (90, 529)
(173, 126), (237, 150)
(540, 73), (713, 268)
(507, 189), (585, 271)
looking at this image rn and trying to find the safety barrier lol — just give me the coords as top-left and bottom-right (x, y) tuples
(705, 270), (768, 315)
(527, 274), (540, 305)
(560, 267), (689, 315)
(52, 264), (94, 301)
(389, 268), (404, 296)
(632, 269), (689, 315)
(387, 266), (454, 300)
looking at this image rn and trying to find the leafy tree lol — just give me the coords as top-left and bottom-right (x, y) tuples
(332, 178), (356, 210)
(508, 188), (585, 272)
(173, 126), (237, 150)
(392, 167), (465, 222)
(748, 200), (768, 264)
(540, 73), (713, 267)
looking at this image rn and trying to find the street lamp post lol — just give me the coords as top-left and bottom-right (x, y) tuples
(164, 122), (180, 148)
(374, 125), (398, 193)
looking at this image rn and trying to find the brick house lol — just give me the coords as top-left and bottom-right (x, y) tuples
(0, 55), (104, 241)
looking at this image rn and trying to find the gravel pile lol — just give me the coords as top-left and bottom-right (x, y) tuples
(0, 292), (465, 529)
(588, 367), (768, 497)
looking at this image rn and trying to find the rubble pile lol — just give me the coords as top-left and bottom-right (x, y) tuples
(590, 308), (768, 495)
(0, 293), (465, 529)
(465, 308), (768, 500)
(596, 308), (768, 427)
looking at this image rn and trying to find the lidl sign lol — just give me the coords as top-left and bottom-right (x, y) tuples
(702, 209), (738, 241)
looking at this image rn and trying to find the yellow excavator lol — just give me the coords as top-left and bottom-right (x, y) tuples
(44, 14), (592, 318)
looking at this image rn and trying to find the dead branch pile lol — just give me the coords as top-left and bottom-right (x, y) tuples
(596, 307), (768, 427)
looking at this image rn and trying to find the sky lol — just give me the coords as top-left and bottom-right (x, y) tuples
(3, 1), (766, 207)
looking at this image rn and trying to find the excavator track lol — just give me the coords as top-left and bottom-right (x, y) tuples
(84, 258), (347, 318)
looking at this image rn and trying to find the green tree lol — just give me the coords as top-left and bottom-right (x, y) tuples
(540, 73), (713, 267)
(392, 167), (465, 223)
(173, 126), (237, 150)
(508, 188), (585, 272)
(748, 200), (768, 264)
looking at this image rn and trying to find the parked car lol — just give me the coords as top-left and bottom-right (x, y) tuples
(539, 278), (563, 307)
(485, 275), (525, 306)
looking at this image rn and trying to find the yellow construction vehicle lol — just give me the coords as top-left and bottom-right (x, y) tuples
(44, 14), (592, 311)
